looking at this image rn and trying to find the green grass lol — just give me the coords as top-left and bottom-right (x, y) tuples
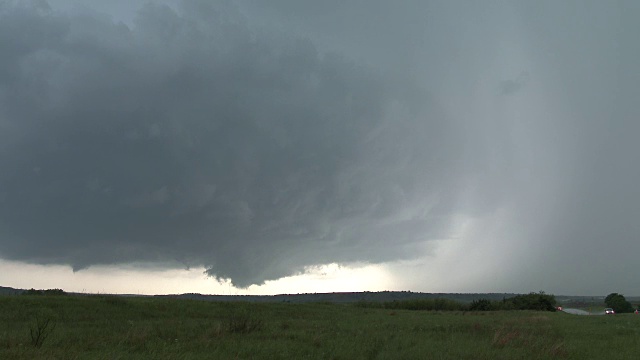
(1, 295), (639, 359)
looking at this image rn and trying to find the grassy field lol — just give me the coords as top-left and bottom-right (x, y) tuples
(1, 295), (639, 359)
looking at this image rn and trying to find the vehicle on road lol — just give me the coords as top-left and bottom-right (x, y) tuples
(605, 308), (615, 315)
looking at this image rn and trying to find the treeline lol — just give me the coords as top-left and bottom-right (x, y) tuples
(22, 288), (68, 296)
(469, 292), (556, 311)
(354, 292), (557, 312)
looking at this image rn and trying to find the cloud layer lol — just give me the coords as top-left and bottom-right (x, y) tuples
(0, 1), (477, 287)
(1, 0), (639, 293)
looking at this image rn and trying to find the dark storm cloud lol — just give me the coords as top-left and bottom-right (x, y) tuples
(2, 0), (639, 294)
(236, 0), (640, 294)
(0, 0), (485, 287)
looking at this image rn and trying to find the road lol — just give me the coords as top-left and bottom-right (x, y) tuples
(561, 308), (603, 315)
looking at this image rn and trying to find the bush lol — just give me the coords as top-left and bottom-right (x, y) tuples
(504, 292), (557, 311)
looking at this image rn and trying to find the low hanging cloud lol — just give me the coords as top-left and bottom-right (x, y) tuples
(3, 1), (639, 294)
(0, 0), (493, 287)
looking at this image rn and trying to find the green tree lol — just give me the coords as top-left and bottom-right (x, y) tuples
(605, 293), (634, 313)
(503, 292), (557, 311)
(605, 293), (619, 304)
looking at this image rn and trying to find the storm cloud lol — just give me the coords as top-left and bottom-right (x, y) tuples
(1, 0), (639, 293)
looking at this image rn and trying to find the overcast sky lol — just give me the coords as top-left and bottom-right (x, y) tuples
(1, 0), (639, 296)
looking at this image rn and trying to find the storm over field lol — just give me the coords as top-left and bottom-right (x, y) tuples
(1, 0), (639, 295)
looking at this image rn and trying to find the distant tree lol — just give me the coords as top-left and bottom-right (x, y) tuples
(22, 288), (67, 296)
(605, 293), (620, 305)
(605, 293), (634, 313)
(465, 292), (557, 311)
(23, 288), (44, 296)
(43, 289), (67, 296)
(504, 291), (557, 311)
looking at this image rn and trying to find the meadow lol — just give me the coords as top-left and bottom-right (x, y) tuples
(1, 294), (639, 359)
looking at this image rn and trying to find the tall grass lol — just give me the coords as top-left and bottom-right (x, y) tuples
(0, 294), (638, 359)
(355, 297), (466, 311)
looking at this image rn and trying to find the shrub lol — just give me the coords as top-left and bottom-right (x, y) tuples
(504, 292), (557, 311)
(29, 312), (57, 348)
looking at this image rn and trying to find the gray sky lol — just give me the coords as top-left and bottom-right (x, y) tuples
(1, 0), (639, 295)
